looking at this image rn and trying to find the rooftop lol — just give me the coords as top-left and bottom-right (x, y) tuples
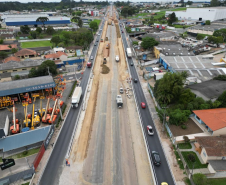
(0, 75), (56, 97)
(14, 48), (37, 57)
(3, 56), (21, 63)
(195, 135), (226, 157)
(44, 51), (67, 59)
(187, 80), (226, 100)
(0, 126), (51, 152)
(140, 32), (177, 39)
(188, 24), (226, 32)
(0, 44), (17, 51)
(193, 108), (226, 131)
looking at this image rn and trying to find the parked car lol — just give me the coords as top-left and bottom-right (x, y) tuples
(141, 102), (146, 109)
(147, 125), (154, 135)
(151, 151), (161, 166)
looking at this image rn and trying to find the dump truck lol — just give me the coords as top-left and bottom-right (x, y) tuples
(72, 86), (82, 108)
(116, 95), (123, 108)
(103, 58), (107, 64)
(126, 48), (132, 57)
(105, 37), (108, 41)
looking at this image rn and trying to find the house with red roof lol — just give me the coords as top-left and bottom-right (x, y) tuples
(193, 108), (226, 136)
(0, 44), (17, 52)
(44, 51), (67, 61)
(3, 56), (21, 63)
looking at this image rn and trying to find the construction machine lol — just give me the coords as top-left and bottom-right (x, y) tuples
(31, 94), (40, 130)
(23, 101), (31, 127)
(39, 96), (45, 117)
(42, 98), (51, 123)
(10, 101), (20, 134)
(48, 99), (58, 124)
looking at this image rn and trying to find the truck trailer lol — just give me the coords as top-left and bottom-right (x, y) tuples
(126, 48), (132, 57)
(116, 95), (123, 108)
(71, 86), (82, 108)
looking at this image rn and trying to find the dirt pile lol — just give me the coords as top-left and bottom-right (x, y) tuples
(101, 64), (110, 74)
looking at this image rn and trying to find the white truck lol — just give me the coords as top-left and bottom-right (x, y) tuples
(116, 95), (123, 108)
(126, 48), (132, 57)
(71, 86), (82, 108)
(115, 55), (119, 62)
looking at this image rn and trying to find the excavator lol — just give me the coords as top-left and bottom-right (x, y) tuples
(10, 101), (20, 134)
(32, 94), (41, 128)
(42, 98), (51, 123)
(48, 99), (58, 124)
(23, 101), (31, 128)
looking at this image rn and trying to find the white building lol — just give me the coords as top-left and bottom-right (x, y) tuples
(166, 7), (226, 21)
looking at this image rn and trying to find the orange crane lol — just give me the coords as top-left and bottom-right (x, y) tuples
(42, 98), (51, 123)
(10, 101), (20, 134)
(48, 99), (58, 124)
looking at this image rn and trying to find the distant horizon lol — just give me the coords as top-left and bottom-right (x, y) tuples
(0, 0), (211, 3)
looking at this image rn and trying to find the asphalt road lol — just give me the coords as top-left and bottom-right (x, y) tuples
(120, 23), (176, 185)
(39, 19), (105, 185)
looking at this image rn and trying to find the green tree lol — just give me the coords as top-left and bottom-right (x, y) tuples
(71, 16), (80, 23)
(28, 68), (38, 78)
(89, 21), (98, 31)
(205, 20), (211, 25)
(217, 90), (226, 107)
(0, 39), (3, 44)
(132, 41), (138, 45)
(78, 19), (83, 28)
(36, 27), (42, 34)
(14, 75), (20, 80)
(30, 31), (37, 39)
(20, 25), (30, 34)
(192, 173), (207, 185)
(168, 12), (177, 25)
(168, 109), (191, 126)
(141, 36), (159, 50)
(196, 34), (205, 40)
(51, 35), (61, 46)
(179, 89), (195, 105)
(36, 17), (49, 32)
(74, 11), (83, 16)
(0, 51), (8, 59)
(46, 26), (55, 35)
(187, 1), (193, 5)
(11, 48), (18, 54)
(210, 0), (220, 6)
(125, 27), (132, 33)
(213, 29), (226, 42)
(213, 75), (226, 81)
(208, 36), (223, 44)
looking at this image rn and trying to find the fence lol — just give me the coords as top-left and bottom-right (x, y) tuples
(33, 144), (45, 170)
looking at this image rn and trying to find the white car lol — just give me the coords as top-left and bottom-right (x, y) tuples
(147, 125), (154, 135)
(97, 33), (100, 36)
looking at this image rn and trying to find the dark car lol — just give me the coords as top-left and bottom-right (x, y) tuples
(134, 78), (138, 83)
(130, 62), (134, 66)
(151, 151), (161, 166)
(94, 43), (97, 46)
(96, 40), (99, 42)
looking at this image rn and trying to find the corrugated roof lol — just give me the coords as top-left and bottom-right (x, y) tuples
(193, 108), (226, 131)
(0, 76), (56, 96)
(0, 126), (51, 152)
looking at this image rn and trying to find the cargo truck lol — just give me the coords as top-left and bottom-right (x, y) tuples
(87, 61), (92, 68)
(126, 48), (132, 57)
(71, 87), (82, 108)
(116, 95), (123, 108)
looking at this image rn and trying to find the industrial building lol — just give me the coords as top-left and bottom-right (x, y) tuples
(1, 14), (70, 27)
(166, 7), (226, 22)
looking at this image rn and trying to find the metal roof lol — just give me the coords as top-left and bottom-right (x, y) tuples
(0, 126), (51, 152)
(0, 76), (56, 97)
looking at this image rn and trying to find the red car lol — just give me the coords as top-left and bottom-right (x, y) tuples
(122, 31), (124, 33)
(141, 102), (146, 109)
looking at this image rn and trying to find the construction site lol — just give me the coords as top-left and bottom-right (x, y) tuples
(58, 6), (154, 185)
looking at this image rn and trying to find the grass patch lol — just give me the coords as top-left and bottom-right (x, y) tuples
(173, 25), (192, 28)
(184, 177), (191, 185)
(174, 149), (185, 169)
(169, 7), (187, 11)
(93, 19), (101, 26)
(207, 178), (226, 185)
(21, 40), (52, 48)
(101, 64), (110, 74)
(181, 151), (208, 169)
(178, 143), (192, 149)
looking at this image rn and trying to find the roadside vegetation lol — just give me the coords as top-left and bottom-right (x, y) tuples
(182, 152), (208, 169)
(178, 143), (192, 149)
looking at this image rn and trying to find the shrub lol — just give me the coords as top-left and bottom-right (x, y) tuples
(205, 20), (211, 25)
(196, 34), (205, 40)
(23, 151), (28, 155)
(181, 125), (187, 129)
(192, 173), (207, 185)
(183, 135), (190, 143)
(188, 153), (196, 163)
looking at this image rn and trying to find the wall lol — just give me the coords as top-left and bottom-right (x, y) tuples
(0, 67), (35, 74)
(212, 127), (226, 136)
(200, 148), (208, 163)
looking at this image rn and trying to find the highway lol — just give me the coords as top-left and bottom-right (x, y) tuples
(120, 22), (176, 185)
(39, 20), (105, 185)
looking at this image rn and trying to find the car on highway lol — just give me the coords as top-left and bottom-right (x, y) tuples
(151, 151), (161, 166)
(134, 78), (138, 83)
(94, 43), (97, 46)
(96, 40), (99, 42)
(90, 56), (94, 60)
(100, 29), (102, 31)
(130, 62), (134, 66)
(141, 102), (146, 109)
(122, 30), (124, 33)
(97, 33), (100, 36)
(147, 125), (154, 135)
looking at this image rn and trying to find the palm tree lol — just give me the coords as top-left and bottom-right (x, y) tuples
(36, 17), (49, 32)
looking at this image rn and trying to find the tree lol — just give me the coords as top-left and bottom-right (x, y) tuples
(78, 19), (83, 28)
(89, 21), (98, 31)
(179, 89), (195, 105)
(51, 36), (61, 46)
(188, 153), (196, 163)
(168, 12), (177, 25)
(132, 41), (138, 45)
(36, 17), (49, 32)
(208, 36), (223, 44)
(187, 1), (193, 5)
(71, 16), (80, 23)
(217, 90), (226, 107)
(28, 68), (38, 78)
(11, 48), (18, 54)
(213, 29), (226, 42)
(73, 11), (83, 16)
(210, 0), (220, 6)
(168, 109), (191, 126)
(46, 26), (55, 35)
(20, 25), (30, 34)
(141, 36), (159, 50)
(14, 75), (20, 80)
(192, 173), (207, 185)
(30, 31), (37, 39)
(196, 34), (205, 40)
(0, 51), (8, 59)
(0, 39), (3, 44)
(36, 27), (42, 34)
(214, 75), (226, 81)
(183, 136), (190, 143)
(205, 20), (211, 25)
(125, 27), (132, 33)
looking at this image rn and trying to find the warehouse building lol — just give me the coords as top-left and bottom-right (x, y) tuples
(166, 7), (226, 22)
(1, 14), (70, 28)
